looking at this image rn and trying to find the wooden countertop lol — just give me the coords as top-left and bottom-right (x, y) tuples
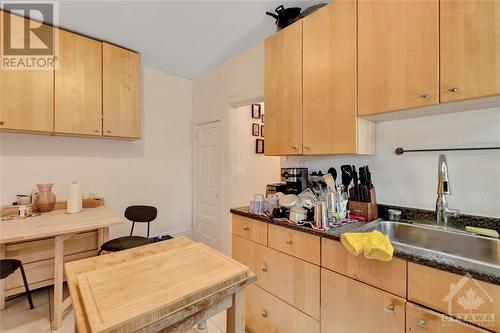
(0, 206), (123, 243)
(65, 237), (255, 333)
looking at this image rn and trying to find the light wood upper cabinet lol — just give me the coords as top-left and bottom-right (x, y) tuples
(321, 268), (406, 333)
(55, 30), (102, 135)
(0, 12), (53, 132)
(358, 0), (439, 116)
(303, 0), (359, 154)
(103, 43), (141, 139)
(264, 21), (303, 155)
(440, 0), (500, 102)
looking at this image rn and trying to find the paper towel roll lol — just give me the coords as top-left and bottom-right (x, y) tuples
(67, 181), (82, 214)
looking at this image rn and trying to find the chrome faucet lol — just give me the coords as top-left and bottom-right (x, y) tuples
(435, 154), (459, 227)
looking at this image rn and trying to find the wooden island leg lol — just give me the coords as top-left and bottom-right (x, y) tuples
(0, 243), (5, 310)
(227, 290), (245, 333)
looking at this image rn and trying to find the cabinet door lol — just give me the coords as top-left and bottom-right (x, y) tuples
(0, 12), (53, 132)
(103, 43), (141, 138)
(406, 302), (489, 333)
(440, 0), (500, 102)
(264, 21), (302, 155)
(321, 268), (405, 333)
(358, 0), (439, 116)
(55, 30), (102, 135)
(303, 1), (357, 154)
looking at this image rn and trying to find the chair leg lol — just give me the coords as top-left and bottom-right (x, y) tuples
(147, 222), (150, 239)
(130, 222), (136, 236)
(19, 265), (34, 310)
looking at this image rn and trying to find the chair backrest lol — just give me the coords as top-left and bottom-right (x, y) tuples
(125, 205), (157, 223)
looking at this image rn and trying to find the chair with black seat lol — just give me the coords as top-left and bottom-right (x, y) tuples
(98, 205), (157, 255)
(0, 259), (34, 309)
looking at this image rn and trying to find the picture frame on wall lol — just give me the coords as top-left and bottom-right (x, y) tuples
(251, 104), (261, 119)
(256, 139), (264, 154)
(260, 125), (264, 137)
(252, 123), (260, 136)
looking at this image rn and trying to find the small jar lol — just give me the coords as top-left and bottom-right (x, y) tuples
(387, 209), (402, 221)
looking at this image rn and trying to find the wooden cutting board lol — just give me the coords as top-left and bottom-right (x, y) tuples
(77, 241), (250, 333)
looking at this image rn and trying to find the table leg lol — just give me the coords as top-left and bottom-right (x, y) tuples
(97, 227), (109, 248)
(0, 243), (5, 310)
(52, 235), (65, 330)
(227, 290), (245, 333)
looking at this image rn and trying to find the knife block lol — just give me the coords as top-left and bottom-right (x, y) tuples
(348, 188), (378, 221)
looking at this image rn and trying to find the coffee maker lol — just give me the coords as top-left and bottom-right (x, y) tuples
(281, 168), (308, 195)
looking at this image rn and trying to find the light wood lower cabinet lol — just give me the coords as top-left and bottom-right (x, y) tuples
(268, 224), (320, 265)
(321, 268), (406, 333)
(246, 284), (320, 333)
(408, 262), (499, 332)
(322, 238), (406, 297)
(406, 302), (489, 333)
(232, 215), (268, 246)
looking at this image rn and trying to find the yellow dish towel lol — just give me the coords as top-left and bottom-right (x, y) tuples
(340, 230), (394, 262)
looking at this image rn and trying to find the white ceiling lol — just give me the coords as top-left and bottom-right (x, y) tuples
(48, 0), (319, 78)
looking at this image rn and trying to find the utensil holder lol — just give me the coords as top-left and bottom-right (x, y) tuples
(348, 188), (378, 221)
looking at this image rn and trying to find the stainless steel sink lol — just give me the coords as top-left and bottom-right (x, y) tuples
(360, 220), (500, 267)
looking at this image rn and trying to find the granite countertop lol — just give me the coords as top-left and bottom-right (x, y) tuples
(230, 206), (500, 285)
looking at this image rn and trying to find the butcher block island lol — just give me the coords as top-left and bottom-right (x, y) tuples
(66, 237), (256, 333)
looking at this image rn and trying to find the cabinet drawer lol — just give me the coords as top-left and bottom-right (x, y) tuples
(232, 215), (267, 246)
(232, 235), (320, 319)
(268, 224), (320, 265)
(321, 238), (406, 297)
(408, 263), (500, 332)
(5, 250), (96, 290)
(321, 268), (405, 333)
(5, 231), (98, 264)
(246, 284), (319, 333)
(406, 302), (489, 333)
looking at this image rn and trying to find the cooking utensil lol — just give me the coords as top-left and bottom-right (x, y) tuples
(327, 167), (337, 182)
(323, 173), (336, 191)
(266, 5), (302, 31)
(341, 170), (352, 195)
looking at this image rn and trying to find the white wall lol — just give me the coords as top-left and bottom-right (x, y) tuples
(230, 103), (281, 207)
(0, 66), (193, 239)
(283, 107), (500, 218)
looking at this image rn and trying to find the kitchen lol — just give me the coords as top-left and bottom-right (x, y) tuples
(1, 0), (499, 333)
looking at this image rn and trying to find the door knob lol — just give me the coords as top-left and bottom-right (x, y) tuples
(262, 263), (268, 272)
(261, 309), (268, 318)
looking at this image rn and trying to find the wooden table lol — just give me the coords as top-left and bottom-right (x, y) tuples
(65, 237), (256, 333)
(0, 207), (123, 330)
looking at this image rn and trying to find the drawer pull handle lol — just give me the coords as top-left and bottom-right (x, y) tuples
(291, 146), (298, 150)
(0, 121), (4, 125)
(448, 86), (459, 93)
(262, 309), (268, 318)
(420, 92), (431, 99)
(286, 240), (294, 245)
(243, 227), (250, 231)
(262, 263), (268, 272)
(384, 304), (395, 314)
(417, 319), (427, 329)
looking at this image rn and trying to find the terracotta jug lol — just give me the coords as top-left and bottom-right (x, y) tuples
(35, 183), (56, 213)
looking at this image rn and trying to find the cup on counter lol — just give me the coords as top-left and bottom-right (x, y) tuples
(250, 194), (266, 215)
(266, 194), (278, 213)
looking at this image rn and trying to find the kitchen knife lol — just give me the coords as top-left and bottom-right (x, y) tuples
(351, 165), (358, 201)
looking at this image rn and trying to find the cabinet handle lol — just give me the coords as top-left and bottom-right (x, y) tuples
(262, 309), (268, 318)
(0, 121), (4, 125)
(94, 130), (100, 133)
(417, 319), (427, 329)
(448, 86), (459, 93)
(420, 92), (431, 99)
(384, 304), (395, 314)
(286, 240), (294, 245)
(106, 130), (112, 134)
(262, 263), (268, 272)
(291, 146), (298, 150)
(243, 226), (250, 231)
(304, 146), (311, 150)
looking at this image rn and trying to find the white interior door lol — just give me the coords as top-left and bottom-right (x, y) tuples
(194, 121), (220, 249)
